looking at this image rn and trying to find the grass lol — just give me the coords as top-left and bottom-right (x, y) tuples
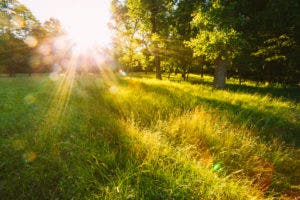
(0, 72), (299, 199)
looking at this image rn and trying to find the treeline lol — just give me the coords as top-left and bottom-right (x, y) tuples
(111, 0), (300, 88)
(0, 0), (65, 76)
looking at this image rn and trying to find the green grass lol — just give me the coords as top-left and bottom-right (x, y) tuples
(0, 73), (299, 199)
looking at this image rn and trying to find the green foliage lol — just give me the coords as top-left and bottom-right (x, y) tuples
(111, 0), (174, 78)
(0, 32), (31, 75)
(111, 0), (300, 86)
(0, 1), (64, 75)
(186, 28), (242, 61)
(185, 1), (250, 88)
(253, 35), (296, 63)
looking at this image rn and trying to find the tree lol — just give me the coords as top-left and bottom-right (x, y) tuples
(231, 0), (300, 85)
(186, 1), (245, 88)
(43, 18), (64, 37)
(0, 32), (31, 76)
(111, 0), (174, 79)
(111, 0), (300, 86)
(253, 35), (297, 85)
(167, 0), (200, 80)
(111, 0), (144, 73)
(0, 0), (39, 76)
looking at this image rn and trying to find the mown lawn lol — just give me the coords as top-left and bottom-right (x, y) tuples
(0, 73), (299, 199)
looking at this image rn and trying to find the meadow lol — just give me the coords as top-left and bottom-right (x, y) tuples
(0, 73), (299, 199)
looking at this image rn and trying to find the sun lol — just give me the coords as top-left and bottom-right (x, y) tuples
(19, 0), (112, 50)
(67, 21), (111, 52)
(19, 0), (113, 73)
(60, 0), (112, 51)
(66, 13), (112, 50)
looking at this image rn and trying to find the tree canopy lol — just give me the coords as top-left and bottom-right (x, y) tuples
(0, 0), (299, 88)
(111, 0), (300, 88)
(0, 0), (66, 76)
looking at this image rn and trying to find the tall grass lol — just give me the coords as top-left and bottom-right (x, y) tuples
(0, 73), (299, 199)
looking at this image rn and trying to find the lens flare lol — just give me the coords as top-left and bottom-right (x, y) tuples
(61, 0), (112, 52)
(24, 36), (38, 47)
(23, 151), (37, 163)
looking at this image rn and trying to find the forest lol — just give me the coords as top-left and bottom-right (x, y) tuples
(111, 0), (300, 88)
(0, 0), (300, 199)
(1, 0), (300, 87)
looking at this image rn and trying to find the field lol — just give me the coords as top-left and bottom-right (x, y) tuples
(0, 73), (299, 199)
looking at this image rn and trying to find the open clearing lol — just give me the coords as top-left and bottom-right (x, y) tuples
(0, 74), (299, 199)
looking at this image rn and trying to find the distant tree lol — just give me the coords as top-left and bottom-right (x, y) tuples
(111, 0), (174, 79)
(111, 0), (143, 73)
(43, 18), (64, 38)
(0, 0), (40, 76)
(251, 0), (300, 85)
(169, 0), (202, 80)
(230, 0), (300, 85)
(111, 0), (300, 86)
(138, 0), (174, 79)
(0, 32), (31, 76)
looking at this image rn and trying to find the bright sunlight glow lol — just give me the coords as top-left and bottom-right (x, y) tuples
(19, 0), (112, 49)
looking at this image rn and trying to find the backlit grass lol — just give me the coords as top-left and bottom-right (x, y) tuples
(0, 73), (299, 199)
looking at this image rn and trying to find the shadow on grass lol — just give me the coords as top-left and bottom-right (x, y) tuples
(226, 83), (300, 103)
(188, 78), (300, 103)
(135, 81), (300, 147)
(1, 77), (191, 199)
(74, 79), (207, 199)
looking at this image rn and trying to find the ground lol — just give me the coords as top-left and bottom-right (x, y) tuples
(0, 73), (299, 199)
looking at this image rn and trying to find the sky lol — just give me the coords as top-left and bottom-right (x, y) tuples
(18, 0), (112, 46)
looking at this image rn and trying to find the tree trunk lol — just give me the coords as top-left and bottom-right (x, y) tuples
(151, 10), (161, 80)
(238, 67), (242, 85)
(181, 72), (186, 80)
(154, 45), (161, 79)
(213, 59), (228, 89)
(187, 66), (190, 80)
